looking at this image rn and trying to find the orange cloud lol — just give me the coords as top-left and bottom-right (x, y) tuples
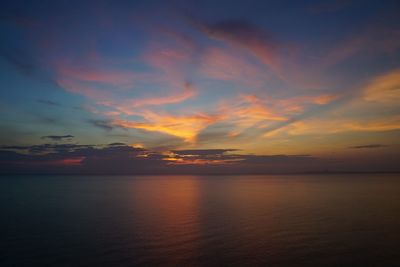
(35, 156), (86, 166)
(262, 69), (400, 139)
(363, 69), (400, 103)
(123, 82), (196, 108)
(165, 158), (236, 165)
(97, 81), (197, 117)
(232, 93), (335, 122)
(274, 93), (337, 114)
(60, 157), (86, 165)
(267, 115), (400, 137)
(218, 94), (287, 137)
(236, 95), (287, 121)
(113, 111), (221, 143)
(53, 31), (200, 127)
(312, 94), (337, 105)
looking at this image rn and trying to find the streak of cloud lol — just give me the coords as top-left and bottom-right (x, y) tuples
(41, 135), (74, 141)
(192, 18), (281, 75)
(349, 144), (387, 149)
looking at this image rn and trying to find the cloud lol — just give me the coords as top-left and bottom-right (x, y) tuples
(130, 81), (196, 107)
(41, 135), (74, 141)
(240, 154), (315, 164)
(349, 144), (387, 149)
(193, 18), (281, 75)
(166, 149), (241, 165)
(55, 74), (120, 103)
(0, 145), (31, 150)
(87, 119), (119, 131)
(172, 149), (238, 156)
(108, 142), (127, 146)
(218, 94), (287, 138)
(56, 63), (138, 86)
(112, 111), (221, 143)
(319, 27), (400, 69)
(38, 27), (202, 140)
(1, 142), (399, 174)
(109, 82), (196, 115)
(2, 1), (398, 161)
(166, 149), (316, 168)
(265, 115), (400, 138)
(0, 143), (93, 154)
(308, 0), (355, 13)
(0, 143), (163, 174)
(36, 99), (61, 106)
(0, 46), (37, 75)
(261, 69), (400, 138)
(217, 94), (336, 139)
(200, 47), (268, 87)
(363, 69), (400, 103)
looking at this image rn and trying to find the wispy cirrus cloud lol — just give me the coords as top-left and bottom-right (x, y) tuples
(216, 92), (339, 139)
(318, 28), (400, 69)
(200, 47), (269, 87)
(192, 18), (282, 76)
(260, 67), (400, 139)
(279, 116), (400, 136)
(363, 69), (400, 103)
(105, 82), (197, 116)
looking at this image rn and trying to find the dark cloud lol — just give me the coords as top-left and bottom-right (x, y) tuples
(240, 154), (315, 164)
(41, 135), (74, 141)
(1, 143), (92, 154)
(0, 143), (165, 174)
(349, 144), (387, 149)
(1, 143), (399, 175)
(87, 119), (119, 131)
(191, 17), (280, 72)
(308, 0), (355, 13)
(193, 18), (274, 48)
(172, 149), (238, 156)
(0, 143), (311, 174)
(36, 99), (61, 106)
(0, 47), (36, 75)
(108, 142), (127, 146)
(0, 145), (31, 150)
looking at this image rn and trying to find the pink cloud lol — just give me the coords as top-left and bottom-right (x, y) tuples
(200, 47), (269, 87)
(57, 64), (137, 86)
(193, 19), (283, 77)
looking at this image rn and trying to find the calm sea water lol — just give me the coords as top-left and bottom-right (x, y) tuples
(0, 174), (399, 266)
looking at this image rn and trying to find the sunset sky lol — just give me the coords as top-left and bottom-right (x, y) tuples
(0, 0), (399, 174)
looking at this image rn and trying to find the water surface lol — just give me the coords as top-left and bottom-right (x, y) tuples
(1, 174), (399, 266)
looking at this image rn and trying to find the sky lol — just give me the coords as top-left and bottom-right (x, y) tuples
(0, 0), (399, 174)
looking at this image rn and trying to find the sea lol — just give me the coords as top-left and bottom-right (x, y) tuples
(1, 174), (399, 266)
